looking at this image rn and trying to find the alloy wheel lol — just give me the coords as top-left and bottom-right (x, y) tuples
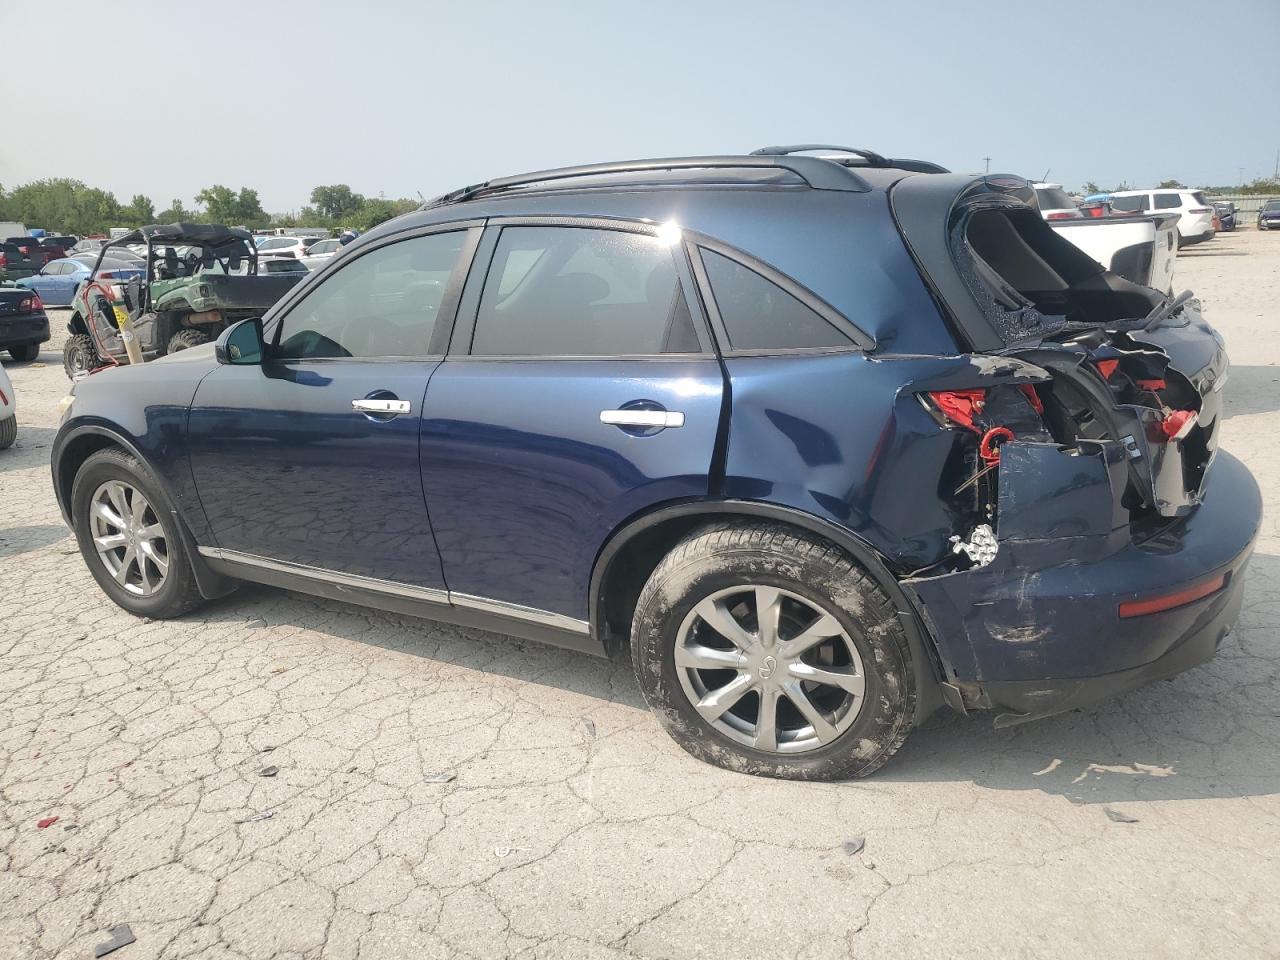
(674, 585), (865, 754)
(88, 480), (169, 596)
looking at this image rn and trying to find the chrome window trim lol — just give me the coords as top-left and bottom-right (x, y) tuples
(197, 547), (590, 635)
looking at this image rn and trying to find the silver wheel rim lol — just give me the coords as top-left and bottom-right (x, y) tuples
(89, 480), (169, 597)
(675, 585), (866, 754)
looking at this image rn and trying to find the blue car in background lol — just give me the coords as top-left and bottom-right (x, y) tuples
(16, 255), (145, 305)
(51, 147), (1260, 780)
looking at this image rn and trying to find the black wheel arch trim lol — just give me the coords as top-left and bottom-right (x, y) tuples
(588, 498), (956, 722)
(52, 423), (237, 600)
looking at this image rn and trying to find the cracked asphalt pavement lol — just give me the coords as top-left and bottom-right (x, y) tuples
(2, 231), (1278, 959)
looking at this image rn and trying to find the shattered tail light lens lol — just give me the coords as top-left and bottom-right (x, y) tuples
(1119, 573), (1226, 618)
(18, 295), (42, 314)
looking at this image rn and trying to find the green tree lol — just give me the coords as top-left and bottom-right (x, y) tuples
(1, 178), (124, 235)
(195, 185), (238, 223)
(1082, 181), (1102, 194)
(1157, 179), (1188, 189)
(310, 184), (365, 223)
(121, 194), (155, 226)
(156, 198), (193, 222)
(233, 187), (269, 227)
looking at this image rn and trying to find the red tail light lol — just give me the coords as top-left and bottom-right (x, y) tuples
(1189, 207), (1211, 214)
(1119, 573), (1226, 618)
(928, 389), (985, 430)
(18, 294), (43, 314)
(0, 252), (7, 267)
(1046, 211), (1079, 220)
(98, 271), (117, 280)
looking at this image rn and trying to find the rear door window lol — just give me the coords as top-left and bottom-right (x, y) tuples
(470, 226), (701, 356)
(1110, 194), (1148, 213)
(1154, 193), (1182, 210)
(699, 248), (854, 352)
(1034, 187), (1075, 211)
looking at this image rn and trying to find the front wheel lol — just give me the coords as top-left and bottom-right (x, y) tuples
(167, 328), (211, 353)
(71, 448), (204, 619)
(0, 414), (15, 450)
(9, 343), (39, 362)
(63, 333), (100, 379)
(630, 522), (915, 780)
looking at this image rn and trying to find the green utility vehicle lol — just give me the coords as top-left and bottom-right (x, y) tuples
(64, 223), (305, 378)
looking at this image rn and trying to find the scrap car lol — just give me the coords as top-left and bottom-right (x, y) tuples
(62, 223), (306, 378)
(51, 149), (1259, 780)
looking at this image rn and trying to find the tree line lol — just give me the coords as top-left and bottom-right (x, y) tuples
(1081, 177), (1280, 195)
(0, 178), (419, 236)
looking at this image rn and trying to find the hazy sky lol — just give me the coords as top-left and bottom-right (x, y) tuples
(5, 0), (1278, 214)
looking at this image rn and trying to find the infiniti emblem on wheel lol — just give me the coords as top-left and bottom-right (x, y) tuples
(759, 655), (777, 679)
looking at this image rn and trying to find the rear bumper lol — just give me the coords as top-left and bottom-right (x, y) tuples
(0, 313), (50, 348)
(907, 450), (1260, 720)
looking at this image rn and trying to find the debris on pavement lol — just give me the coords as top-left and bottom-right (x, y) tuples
(424, 771), (456, 783)
(232, 811), (274, 824)
(495, 845), (527, 858)
(94, 924), (136, 957)
(259, 745), (277, 753)
(583, 718), (597, 738)
(258, 765), (279, 778)
(1104, 807), (1140, 824)
(843, 836), (866, 856)
(37, 816), (58, 829)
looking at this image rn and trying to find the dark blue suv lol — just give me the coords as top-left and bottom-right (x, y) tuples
(51, 147), (1260, 779)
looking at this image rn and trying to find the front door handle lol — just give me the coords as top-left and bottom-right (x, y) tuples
(352, 398), (411, 415)
(600, 409), (685, 428)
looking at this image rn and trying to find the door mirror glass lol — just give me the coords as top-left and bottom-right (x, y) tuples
(216, 317), (264, 365)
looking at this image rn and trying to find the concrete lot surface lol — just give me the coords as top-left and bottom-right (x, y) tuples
(1, 231), (1278, 959)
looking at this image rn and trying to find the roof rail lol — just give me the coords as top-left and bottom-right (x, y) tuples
(750, 144), (892, 167)
(750, 145), (950, 175)
(422, 155), (873, 208)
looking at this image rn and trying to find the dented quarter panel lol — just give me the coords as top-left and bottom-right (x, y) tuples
(719, 351), (1051, 573)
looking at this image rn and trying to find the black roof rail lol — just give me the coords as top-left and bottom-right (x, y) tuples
(422, 155), (873, 208)
(750, 145), (949, 175)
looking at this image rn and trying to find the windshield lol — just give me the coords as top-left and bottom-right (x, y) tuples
(1265, 201), (1280, 212)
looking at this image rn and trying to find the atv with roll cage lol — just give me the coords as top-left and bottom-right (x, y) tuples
(63, 223), (305, 379)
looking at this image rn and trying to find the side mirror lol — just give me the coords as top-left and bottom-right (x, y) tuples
(215, 317), (265, 365)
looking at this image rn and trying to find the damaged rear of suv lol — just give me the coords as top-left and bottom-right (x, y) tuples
(885, 168), (1257, 725)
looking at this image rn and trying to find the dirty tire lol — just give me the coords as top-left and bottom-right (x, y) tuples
(71, 448), (204, 619)
(9, 343), (39, 362)
(167, 328), (211, 353)
(631, 521), (915, 781)
(63, 334), (99, 379)
(0, 414), (15, 450)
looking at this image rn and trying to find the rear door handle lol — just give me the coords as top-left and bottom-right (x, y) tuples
(352, 398), (411, 415)
(600, 409), (685, 428)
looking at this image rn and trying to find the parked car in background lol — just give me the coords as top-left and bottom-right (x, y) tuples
(52, 149), (1258, 780)
(0, 283), (49, 361)
(42, 235), (78, 251)
(16, 256), (146, 305)
(71, 238), (108, 254)
(0, 362), (15, 449)
(1109, 189), (1215, 245)
(0, 238), (46, 282)
(1031, 182), (1082, 220)
(1257, 200), (1280, 231)
(1049, 212), (1179, 293)
(0, 222), (28, 238)
(253, 236), (317, 259)
(257, 257), (310, 275)
(299, 237), (343, 270)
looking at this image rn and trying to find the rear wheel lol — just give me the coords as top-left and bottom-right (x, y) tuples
(8, 343), (39, 362)
(71, 448), (204, 619)
(630, 522), (915, 780)
(0, 414), (15, 450)
(63, 334), (99, 379)
(167, 328), (211, 353)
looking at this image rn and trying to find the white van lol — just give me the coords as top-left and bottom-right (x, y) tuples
(0, 222), (28, 238)
(1108, 189), (1215, 246)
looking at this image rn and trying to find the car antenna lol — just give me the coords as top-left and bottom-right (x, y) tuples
(1041, 168), (1051, 182)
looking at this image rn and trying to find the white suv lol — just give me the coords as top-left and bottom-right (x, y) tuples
(1108, 189), (1215, 245)
(0, 363), (15, 449)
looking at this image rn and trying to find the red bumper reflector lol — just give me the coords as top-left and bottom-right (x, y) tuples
(1119, 574), (1226, 619)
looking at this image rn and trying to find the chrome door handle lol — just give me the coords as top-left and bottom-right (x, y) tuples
(600, 409), (685, 428)
(352, 398), (411, 414)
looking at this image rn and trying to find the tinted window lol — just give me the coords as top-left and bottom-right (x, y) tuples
(275, 231), (465, 360)
(1154, 193), (1182, 209)
(1110, 195), (1148, 212)
(1035, 187), (1075, 210)
(1192, 191), (1209, 205)
(700, 249), (853, 351)
(471, 226), (700, 356)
